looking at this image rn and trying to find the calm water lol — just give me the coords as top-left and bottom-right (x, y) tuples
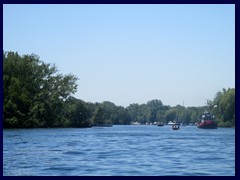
(3, 125), (235, 176)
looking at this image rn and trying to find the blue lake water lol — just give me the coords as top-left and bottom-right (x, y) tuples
(3, 125), (235, 176)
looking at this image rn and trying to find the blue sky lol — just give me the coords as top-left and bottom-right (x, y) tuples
(3, 4), (235, 107)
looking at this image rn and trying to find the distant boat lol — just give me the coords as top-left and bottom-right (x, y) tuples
(132, 122), (141, 125)
(172, 123), (180, 130)
(157, 122), (164, 126)
(168, 121), (175, 125)
(171, 112), (180, 130)
(197, 111), (217, 129)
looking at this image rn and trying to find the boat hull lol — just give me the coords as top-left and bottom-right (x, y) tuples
(172, 124), (180, 130)
(197, 120), (217, 129)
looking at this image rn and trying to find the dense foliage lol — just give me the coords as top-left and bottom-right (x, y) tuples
(3, 51), (235, 128)
(3, 52), (78, 128)
(207, 88), (235, 127)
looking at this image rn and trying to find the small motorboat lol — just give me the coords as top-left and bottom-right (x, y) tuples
(157, 122), (164, 126)
(172, 124), (180, 130)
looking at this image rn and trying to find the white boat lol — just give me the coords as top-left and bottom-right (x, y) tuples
(168, 121), (175, 125)
(132, 122), (140, 125)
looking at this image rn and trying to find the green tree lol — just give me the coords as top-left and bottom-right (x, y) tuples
(127, 103), (140, 123)
(3, 51), (78, 128)
(164, 109), (177, 123)
(92, 106), (108, 125)
(146, 99), (163, 123)
(218, 88), (235, 126)
(65, 97), (91, 127)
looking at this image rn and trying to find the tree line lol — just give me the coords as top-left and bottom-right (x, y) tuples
(3, 51), (235, 128)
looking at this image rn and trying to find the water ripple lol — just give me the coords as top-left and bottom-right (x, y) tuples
(3, 125), (235, 176)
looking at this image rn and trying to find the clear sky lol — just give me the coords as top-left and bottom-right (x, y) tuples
(3, 4), (235, 107)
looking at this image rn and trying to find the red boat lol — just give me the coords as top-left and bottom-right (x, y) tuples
(197, 111), (217, 129)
